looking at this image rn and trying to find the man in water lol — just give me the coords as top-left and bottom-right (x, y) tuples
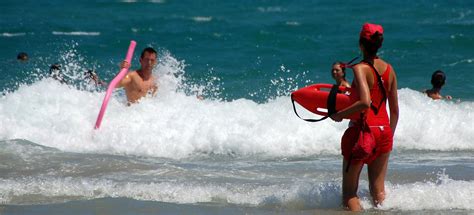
(17, 52), (28, 62)
(424, 70), (452, 100)
(49, 63), (67, 84)
(117, 47), (158, 103)
(85, 69), (106, 87)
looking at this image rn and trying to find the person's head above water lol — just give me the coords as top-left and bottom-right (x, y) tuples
(140, 47), (157, 59)
(139, 47), (157, 71)
(85, 69), (106, 86)
(49, 63), (61, 74)
(359, 23), (384, 57)
(17, 52), (28, 61)
(331, 62), (347, 80)
(431, 70), (446, 89)
(85, 69), (99, 81)
(425, 70), (451, 100)
(49, 63), (67, 84)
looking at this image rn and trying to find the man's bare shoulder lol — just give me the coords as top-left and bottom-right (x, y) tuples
(125, 70), (138, 78)
(123, 71), (139, 83)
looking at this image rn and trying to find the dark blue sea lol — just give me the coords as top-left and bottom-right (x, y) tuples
(1, 0), (473, 214)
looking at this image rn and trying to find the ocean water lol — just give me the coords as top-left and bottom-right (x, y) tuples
(1, 0), (473, 214)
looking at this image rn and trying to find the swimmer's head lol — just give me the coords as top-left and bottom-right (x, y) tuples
(331, 62), (346, 79)
(140, 47), (157, 59)
(85, 69), (97, 79)
(431, 70), (446, 89)
(49, 63), (66, 83)
(49, 64), (61, 74)
(17, 52), (28, 61)
(140, 47), (158, 70)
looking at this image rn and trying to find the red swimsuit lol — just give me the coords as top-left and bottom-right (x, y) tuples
(341, 63), (394, 164)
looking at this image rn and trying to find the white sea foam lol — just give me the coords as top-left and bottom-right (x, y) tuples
(285, 21), (300, 26)
(0, 173), (472, 210)
(148, 0), (165, 3)
(396, 90), (474, 151)
(446, 58), (474, 66)
(381, 179), (474, 210)
(192, 16), (213, 22)
(52, 31), (100, 36)
(0, 52), (473, 159)
(1, 32), (26, 37)
(257, 6), (284, 13)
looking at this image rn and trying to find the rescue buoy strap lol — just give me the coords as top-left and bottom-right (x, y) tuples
(363, 61), (387, 115)
(291, 84), (339, 122)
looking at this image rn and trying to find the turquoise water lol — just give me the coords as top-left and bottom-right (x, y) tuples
(1, 1), (473, 213)
(2, 0), (474, 100)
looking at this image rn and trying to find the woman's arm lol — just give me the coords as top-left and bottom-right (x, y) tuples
(331, 64), (371, 121)
(388, 69), (399, 134)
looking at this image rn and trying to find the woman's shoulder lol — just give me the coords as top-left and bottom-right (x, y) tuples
(352, 62), (370, 71)
(343, 81), (351, 88)
(377, 58), (389, 65)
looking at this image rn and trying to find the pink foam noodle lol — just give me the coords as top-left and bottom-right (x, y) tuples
(94, 40), (137, 129)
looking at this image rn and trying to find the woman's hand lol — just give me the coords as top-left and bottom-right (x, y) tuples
(330, 113), (343, 122)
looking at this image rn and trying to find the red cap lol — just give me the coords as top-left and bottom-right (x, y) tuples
(360, 23), (383, 41)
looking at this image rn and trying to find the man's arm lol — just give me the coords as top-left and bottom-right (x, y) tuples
(117, 74), (132, 88)
(116, 61), (132, 88)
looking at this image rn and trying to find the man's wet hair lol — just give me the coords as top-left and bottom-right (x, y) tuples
(49, 63), (61, 73)
(431, 70), (446, 89)
(17, 52), (28, 61)
(85, 69), (97, 78)
(140, 47), (157, 59)
(49, 63), (67, 84)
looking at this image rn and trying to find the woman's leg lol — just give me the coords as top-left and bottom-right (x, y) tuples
(342, 158), (364, 211)
(368, 152), (390, 206)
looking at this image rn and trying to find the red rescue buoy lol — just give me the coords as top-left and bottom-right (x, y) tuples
(291, 83), (358, 120)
